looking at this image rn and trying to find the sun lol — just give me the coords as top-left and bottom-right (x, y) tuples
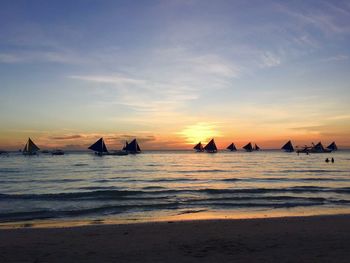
(178, 122), (221, 145)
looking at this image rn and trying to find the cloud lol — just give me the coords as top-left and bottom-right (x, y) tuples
(0, 50), (86, 64)
(260, 52), (281, 68)
(50, 135), (83, 140)
(70, 75), (145, 85)
(322, 55), (349, 62)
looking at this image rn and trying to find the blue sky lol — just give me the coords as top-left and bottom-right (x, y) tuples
(0, 0), (350, 149)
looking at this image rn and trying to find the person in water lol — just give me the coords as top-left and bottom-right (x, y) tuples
(325, 158), (329, 163)
(331, 157), (334, 163)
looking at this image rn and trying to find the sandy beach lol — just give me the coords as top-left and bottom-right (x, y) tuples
(1, 215), (349, 262)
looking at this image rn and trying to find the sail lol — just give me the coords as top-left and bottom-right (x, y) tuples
(254, 144), (260, 151)
(243, 142), (253, 152)
(282, 140), (294, 152)
(23, 138), (40, 154)
(194, 142), (204, 151)
(326, 142), (338, 151)
(313, 142), (325, 152)
(204, 139), (217, 153)
(227, 143), (237, 151)
(88, 138), (108, 153)
(125, 139), (141, 153)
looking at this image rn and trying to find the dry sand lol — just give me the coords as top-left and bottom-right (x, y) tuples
(0, 215), (349, 263)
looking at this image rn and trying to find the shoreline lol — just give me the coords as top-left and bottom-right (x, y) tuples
(1, 214), (350, 262)
(1, 208), (350, 229)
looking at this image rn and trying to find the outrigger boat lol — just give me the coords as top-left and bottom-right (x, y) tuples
(326, 142), (338, 151)
(23, 138), (40, 156)
(296, 142), (334, 154)
(243, 142), (253, 152)
(51, 149), (65, 155)
(88, 137), (129, 156)
(204, 138), (217, 153)
(88, 137), (109, 156)
(193, 142), (204, 152)
(226, 143), (237, 151)
(281, 140), (294, 152)
(123, 139), (141, 154)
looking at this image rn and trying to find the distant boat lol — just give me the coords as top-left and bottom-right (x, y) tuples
(23, 138), (40, 155)
(88, 137), (108, 156)
(204, 138), (217, 153)
(326, 142), (338, 151)
(281, 140), (294, 152)
(243, 142), (253, 152)
(52, 149), (65, 155)
(226, 143), (237, 151)
(193, 142), (204, 152)
(124, 138), (141, 154)
(254, 144), (261, 151)
(310, 142), (332, 153)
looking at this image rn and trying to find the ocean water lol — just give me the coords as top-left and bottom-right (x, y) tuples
(0, 150), (349, 224)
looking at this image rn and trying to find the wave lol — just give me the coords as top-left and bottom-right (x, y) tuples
(176, 169), (228, 173)
(280, 169), (346, 173)
(1, 186), (350, 201)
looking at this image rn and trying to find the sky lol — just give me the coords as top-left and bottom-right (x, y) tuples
(0, 0), (350, 150)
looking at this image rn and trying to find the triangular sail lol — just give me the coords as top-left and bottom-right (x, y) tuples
(125, 139), (141, 153)
(326, 142), (338, 151)
(227, 143), (237, 151)
(282, 140), (294, 152)
(254, 144), (260, 151)
(313, 142), (324, 152)
(204, 139), (217, 153)
(23, 138), (40, 154)
(243, 142), (253, 152)
(88, 138), (108, 153)
(194, 142), (204, 151)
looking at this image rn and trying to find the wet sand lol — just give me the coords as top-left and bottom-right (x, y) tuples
(0, 215), (349, 262)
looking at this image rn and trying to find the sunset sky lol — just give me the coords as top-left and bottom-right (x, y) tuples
(0, 0), (350, 150)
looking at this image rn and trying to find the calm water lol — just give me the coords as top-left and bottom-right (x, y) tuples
(0, 150), (349, 224)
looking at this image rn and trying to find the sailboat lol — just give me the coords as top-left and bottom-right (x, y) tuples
(193, 142), (204, 152)
(226, 143), (237, 151)
(327, 142), (338, 151)
(23, 138), (40, 155)
(310, 142), (332, 153)
(124, 138), (141, 154)
(204, 138), (217, 153)
(243, 142), (253, 152)
(281, 140), (294, 152)
(254, 144), (261, 151)
(88, 137), (108, 156)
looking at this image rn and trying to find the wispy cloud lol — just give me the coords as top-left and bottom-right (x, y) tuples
(70, 75), (144, 85)
(0, 50), (86, 64)
(259, 52), (281, 68)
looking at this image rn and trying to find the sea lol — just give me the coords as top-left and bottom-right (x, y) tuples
(0, 150), (349, 225)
